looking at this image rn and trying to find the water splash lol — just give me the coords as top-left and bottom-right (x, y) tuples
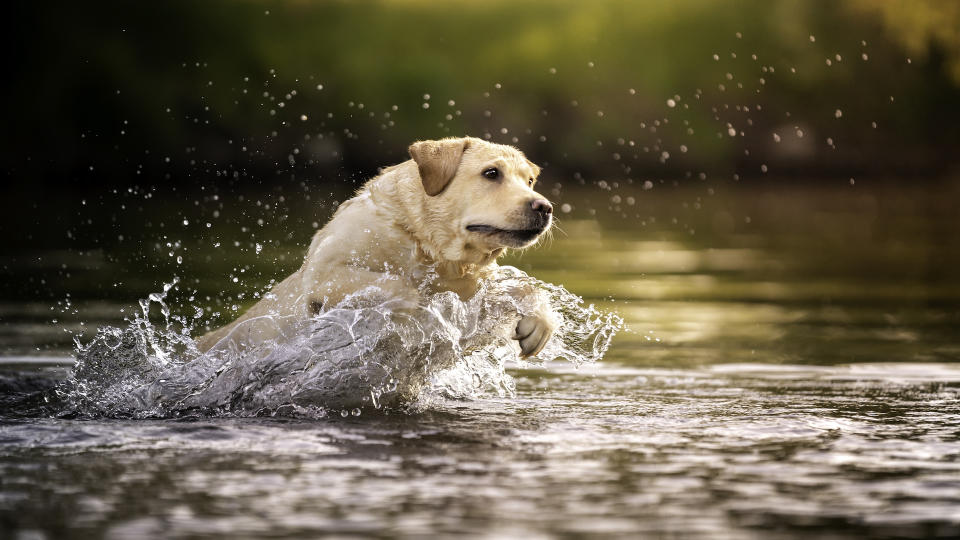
(60, 266), (622, 418)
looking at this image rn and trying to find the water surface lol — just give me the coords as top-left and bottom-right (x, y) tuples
(2, 182), (959, 538)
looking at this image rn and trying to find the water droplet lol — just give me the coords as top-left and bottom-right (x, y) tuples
(666, 99), (676, 108)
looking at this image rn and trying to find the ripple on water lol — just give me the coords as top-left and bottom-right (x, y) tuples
(1, 360), (959, 537)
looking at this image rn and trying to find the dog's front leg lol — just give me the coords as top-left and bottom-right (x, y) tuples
(503, 282), (560, 358)
(514, 312), (558, 358)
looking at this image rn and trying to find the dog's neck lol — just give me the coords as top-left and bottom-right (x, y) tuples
(413, 242), (503, 278)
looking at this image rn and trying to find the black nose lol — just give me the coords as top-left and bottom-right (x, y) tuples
(530, 198), (553, 215)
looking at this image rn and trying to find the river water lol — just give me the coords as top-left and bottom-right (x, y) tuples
(2, 182), (959, 538)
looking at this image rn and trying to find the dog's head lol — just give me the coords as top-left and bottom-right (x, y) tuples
(408, 137), (552, 256)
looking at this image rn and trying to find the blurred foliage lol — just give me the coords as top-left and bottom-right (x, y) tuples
(2, 0), (960, 192)
(848, 0), (960, 81)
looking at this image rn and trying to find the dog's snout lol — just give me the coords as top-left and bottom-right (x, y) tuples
(530, 198), (553, 216)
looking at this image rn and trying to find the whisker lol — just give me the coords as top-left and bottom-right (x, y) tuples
(550, 220), (568, 238)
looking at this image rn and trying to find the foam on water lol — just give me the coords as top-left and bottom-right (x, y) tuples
(60, 266), (622, 418)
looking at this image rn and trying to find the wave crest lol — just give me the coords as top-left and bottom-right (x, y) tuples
(62, 266), (622, 418)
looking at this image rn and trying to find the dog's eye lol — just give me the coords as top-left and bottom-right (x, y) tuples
(528, 178), (535, 187)
(482, 167), (500, 180)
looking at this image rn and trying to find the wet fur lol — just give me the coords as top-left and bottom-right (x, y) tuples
(197, 137), (557, 357)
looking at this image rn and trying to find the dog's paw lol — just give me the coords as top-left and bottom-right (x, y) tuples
(513, 313), (556, 358)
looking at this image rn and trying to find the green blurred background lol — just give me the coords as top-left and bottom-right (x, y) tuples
(4, 0), (960, 189)
(2, 0), (960, 352)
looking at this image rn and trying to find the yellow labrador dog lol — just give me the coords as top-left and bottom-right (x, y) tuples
(197, 136), (556, 357)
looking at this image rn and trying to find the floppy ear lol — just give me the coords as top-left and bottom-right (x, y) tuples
(526, 159), (542, 181)
(408, 138), (470, 196)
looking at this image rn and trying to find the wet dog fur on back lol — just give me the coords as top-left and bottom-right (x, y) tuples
(197, 136), (557, 357)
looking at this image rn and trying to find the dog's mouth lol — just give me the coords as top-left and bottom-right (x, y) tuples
(466, 224), (547, 246)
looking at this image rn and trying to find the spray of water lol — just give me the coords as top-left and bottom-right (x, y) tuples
(60, 266), (622, 418)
